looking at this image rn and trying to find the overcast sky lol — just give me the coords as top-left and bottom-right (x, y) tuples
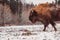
(25, 0), (55, 5)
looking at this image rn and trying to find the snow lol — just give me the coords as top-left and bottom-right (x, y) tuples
(0, 23), (60, 40)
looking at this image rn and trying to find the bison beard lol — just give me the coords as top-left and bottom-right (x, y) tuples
(29, 10), (57, 31)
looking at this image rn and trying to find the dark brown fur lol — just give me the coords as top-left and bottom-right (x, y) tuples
(29, 4), (60, 31)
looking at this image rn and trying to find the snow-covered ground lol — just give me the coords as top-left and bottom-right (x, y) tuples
(0, 23), (60, 40)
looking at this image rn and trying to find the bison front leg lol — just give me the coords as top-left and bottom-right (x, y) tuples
(42, 20), (49, 31)
(43, 23), (49, 31)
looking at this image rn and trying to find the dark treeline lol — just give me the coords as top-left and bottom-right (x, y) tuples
(0, 0), (23, 25)
(10, 0), (18, 14)
(0, 0), (22, 14)
(0, 0), (9, 5)
(58, 0), (60, 4)
(55, 0), (60, 4)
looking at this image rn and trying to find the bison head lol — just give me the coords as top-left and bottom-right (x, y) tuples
(29, 10), (48, 24)
(29, 10), (38, 23)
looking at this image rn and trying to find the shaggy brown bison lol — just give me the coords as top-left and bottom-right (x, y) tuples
(29, 3), (60, 31)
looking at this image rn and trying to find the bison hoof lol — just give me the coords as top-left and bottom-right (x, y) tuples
(55, 29), (57, 31)
(43, 30), (45, 31)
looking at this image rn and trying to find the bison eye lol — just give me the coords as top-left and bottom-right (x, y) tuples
(32, 10), (38, 16)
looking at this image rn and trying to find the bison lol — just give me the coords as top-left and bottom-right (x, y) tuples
(29, 3), (60, 31)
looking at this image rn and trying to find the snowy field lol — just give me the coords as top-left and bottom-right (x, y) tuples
(0, 23), (60, 40)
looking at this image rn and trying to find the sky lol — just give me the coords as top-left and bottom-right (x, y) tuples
(25, 0), (55, 5)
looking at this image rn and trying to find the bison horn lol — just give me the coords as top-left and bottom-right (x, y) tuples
(32, 10), (38, 16)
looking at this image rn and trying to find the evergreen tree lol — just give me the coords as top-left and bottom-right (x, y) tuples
(19, 1), (22, 18)
(58, 0), (60, 4)
(55, 0), (57, 4)
(10, 0), (18, 14)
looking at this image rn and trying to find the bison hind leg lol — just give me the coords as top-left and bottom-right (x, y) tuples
(50, 20), (57, 31)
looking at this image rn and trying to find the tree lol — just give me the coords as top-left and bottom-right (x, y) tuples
(19, 1), (22, 19)
(55, 0), (60, 4)
(30, 2), (34, 8)
(55, 0), (57, 4)
(0, 0), (8, 5)
(58, 0), (60, 4)
(10, 0), (18, 14)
